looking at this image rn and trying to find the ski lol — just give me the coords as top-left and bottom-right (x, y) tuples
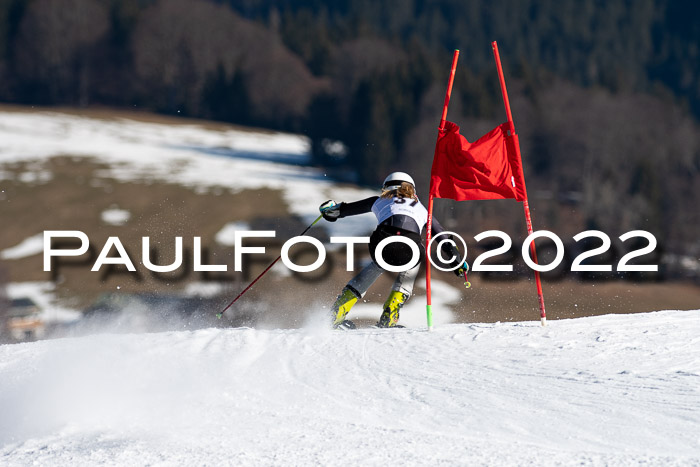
(334, 320), (356, 330)
(334, 321), (406, 330)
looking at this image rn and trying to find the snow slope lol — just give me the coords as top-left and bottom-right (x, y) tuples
(1, 310), (698, 466)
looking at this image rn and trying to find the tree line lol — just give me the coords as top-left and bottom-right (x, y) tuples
(0, 0), (698, 258)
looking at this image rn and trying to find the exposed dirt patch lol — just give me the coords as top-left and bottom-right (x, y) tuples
(1, 149), (697, 329)
(0, 156), (293, 308)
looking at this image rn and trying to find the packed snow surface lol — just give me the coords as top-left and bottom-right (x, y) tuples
(1, 310), (698, 466)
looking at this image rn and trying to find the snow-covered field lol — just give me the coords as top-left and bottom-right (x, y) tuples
(0, 107), (382, 321)
(1, 108), (699, 465)
(0, 109), (378, 237)
(1, 310), (699, 466)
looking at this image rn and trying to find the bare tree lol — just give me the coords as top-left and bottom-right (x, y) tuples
(520, 79), (700, 252)
(330, 37), (406, 117)
(14, 0), (109, 105)
(132, 0), (320, 123)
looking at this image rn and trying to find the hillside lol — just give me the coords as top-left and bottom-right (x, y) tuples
(0, 105), (376, 313)
(2, 0), (700, 262)
(1, 105), (699, 337)
(1, 309), (698, 465)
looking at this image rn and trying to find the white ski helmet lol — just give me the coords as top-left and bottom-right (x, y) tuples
(382, 172), (415, 191)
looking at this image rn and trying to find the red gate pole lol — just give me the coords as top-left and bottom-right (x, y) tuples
(491, 41), (547, 326)
(426, 49), (459, 330)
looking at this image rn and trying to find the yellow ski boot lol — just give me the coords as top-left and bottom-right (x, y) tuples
(377, 291), (409, 328)
(331, 286), (360, 329)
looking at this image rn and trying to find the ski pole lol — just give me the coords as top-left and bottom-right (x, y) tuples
(463, 270), (471, 289)
(216, 214), (324, 319)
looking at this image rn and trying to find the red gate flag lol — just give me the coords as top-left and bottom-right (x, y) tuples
(430, 121), (526, 202)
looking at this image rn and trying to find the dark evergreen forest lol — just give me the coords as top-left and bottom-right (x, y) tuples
(0, 0), (698, 260)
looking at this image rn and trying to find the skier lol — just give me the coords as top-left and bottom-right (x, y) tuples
(319, 172), (468, 329)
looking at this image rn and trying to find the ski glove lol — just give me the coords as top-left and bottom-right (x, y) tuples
(319, 200), (341, 222)
(454, 260), (469, 277)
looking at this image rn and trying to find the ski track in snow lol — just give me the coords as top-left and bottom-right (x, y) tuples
(1, 310), (699, 466)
